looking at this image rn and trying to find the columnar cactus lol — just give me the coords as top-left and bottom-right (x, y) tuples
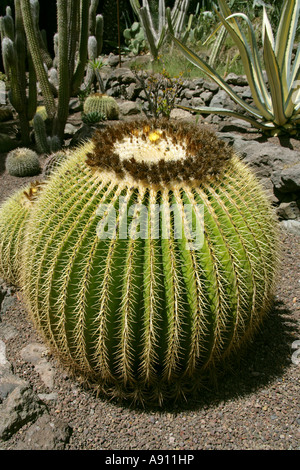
(21, 119), (279, 404)
(1, 0), (37, 145)
(43, 150), (69, 177)
(0, 182), (43, 285)
(83, 94), (119, 120)
(6, 147), (41, 177)
(20, 0), (90, 143)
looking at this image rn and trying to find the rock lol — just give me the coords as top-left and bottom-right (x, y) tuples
(191, 97), (205, 108)
(232, 138), (300, 180)
(241, 86), (252, 100)
(0, 340), (28, 403)
(200, 90), (213, 104)
(14, 414), (72, 450)
(277, 201), (300, 220)
(64, 123), (79, 137)
(119, 100), (141, 116)
(20, 343), (56, 390)
(225, 73), (248, 86)
(0, 340), (11, 377)
(108, 67), (135, 85)
(0, 374), (27, 402)
(218, 119), (252, 133)
(271, 163), (300, 194)
(0, 294), (17, 316)
(124, 82), (142, 101)
(193, 78), (204, 88)
(69, 124), (98, 147)
(37, 392), (58, 402)
(183, 80), (196, 90)
(0, 323), (18, 341)
(170, 108), (193, 121)
(184, 89), (194, 100)
(280, 219), (300, 236)
(210, 90), (245, 114)
(203, 80), (219, 92)
(69, 98), (82, 113)
(0, 384), (47, 441)
(105, 54), (122, 67)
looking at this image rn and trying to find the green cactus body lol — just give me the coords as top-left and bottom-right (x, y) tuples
(6, 147), (41, 177)
(43, 150), (69, 177)
(0, 182), (43, 284)
(21, 119), (279, 404)
(83, 94), (119, 120)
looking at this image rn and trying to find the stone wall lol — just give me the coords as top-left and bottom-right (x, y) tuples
(81, 54), (300, 235)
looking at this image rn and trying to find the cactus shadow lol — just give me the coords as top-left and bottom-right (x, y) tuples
(161, 299), (298, 413)
(120, 299), (297, 413)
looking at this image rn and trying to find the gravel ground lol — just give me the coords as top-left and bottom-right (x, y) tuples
(0, 152), (299, 451)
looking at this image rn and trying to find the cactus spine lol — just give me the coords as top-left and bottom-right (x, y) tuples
(6, 147), (41, 176)
(21, 120), (280, 405)
(20, 0), (91, 144)
(43, 150), (69, 177)
(0, 0), (37, 146)
(83, 94), (119, 120)
(0, 182), (43, 285)
(20, 0), (56, 120)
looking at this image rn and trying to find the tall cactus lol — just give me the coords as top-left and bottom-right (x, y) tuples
(82, 2), (104, 93)
(21, 119), (280, 405)
(0, 181), (44, 285)
(20, 0), (91, 145)
(129, 0), (190, 63)
(0, 1), (37, 145)
(20, 0), (56, 120)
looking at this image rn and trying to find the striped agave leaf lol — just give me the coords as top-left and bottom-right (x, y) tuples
(167, 0), (300, 135)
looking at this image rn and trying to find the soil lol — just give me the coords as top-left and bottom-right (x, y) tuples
(0, 120), (299, 451)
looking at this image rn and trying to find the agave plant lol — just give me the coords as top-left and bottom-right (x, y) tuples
(129, 0), (191, 63)
(167, 0), (300, 135)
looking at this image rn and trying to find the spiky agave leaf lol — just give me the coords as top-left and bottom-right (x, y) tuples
(167, 0), (300, 135)
(20, 119), (280, 405)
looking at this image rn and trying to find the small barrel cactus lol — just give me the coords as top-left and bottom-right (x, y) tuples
(21, 119), (279, 404)
(43, 150), (69, 178)
(5, 148), (41, 177)
(83, 93), (119, 120)
(0, 182), (44, 285)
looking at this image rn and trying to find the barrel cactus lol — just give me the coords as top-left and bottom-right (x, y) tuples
(43, 150), (69, 178)
(0, 182), (44, 285)
(21, 119), (279, 404)
(83, 93), (119, 120)
(5, 148), (41, 177)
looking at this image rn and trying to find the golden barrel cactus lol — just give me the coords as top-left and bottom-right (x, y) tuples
(20, 119), (280, 404)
